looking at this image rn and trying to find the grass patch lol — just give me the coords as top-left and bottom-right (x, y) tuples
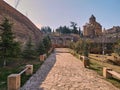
(69, 49), (80, 59)
(89, 58), (120, 89)
(89, 60), (103, 76)
(107, 78), (120, 88)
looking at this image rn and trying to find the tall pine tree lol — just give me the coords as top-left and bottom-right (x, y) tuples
(0, 18), (21, 66)
(43, 36), (52, 53)
(37, 42), (45, 55)
(22, 37), (36, 59)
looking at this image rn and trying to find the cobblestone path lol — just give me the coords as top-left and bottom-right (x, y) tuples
(21, 48), (119, 90)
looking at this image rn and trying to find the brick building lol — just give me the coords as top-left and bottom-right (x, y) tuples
(83, 15), (102, 37)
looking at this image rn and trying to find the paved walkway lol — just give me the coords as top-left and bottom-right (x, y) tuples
(21, 48), (119, 90)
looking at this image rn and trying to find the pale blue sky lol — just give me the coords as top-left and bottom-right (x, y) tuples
(4, 0), (120, 30)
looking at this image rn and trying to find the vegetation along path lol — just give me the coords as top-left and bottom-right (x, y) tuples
(21, 48), (119, 90)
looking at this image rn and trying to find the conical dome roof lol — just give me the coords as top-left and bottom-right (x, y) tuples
(90, 15), (96, 19)
(89, 14), (96, 23)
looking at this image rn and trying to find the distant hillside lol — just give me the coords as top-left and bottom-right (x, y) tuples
(0, 0), (42, 48)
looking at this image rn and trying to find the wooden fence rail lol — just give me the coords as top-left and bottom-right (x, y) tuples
(7, 65), (33, 90)
(103, 67), (120, 80)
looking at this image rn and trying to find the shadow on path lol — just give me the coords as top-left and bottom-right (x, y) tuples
(21, 51), (56, 90)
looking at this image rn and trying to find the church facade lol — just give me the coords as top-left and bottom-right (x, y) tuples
(83, 15), (102, 37)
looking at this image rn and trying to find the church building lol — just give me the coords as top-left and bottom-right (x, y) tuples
(83, 15), (102, 37)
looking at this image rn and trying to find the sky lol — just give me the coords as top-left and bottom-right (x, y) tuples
(4, 0), (120, 30)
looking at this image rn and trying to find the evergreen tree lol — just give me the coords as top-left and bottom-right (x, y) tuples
(56, 26), (71, 34)
(0, 18), (21, 66)
(70, 22), (78, 34)
(37, 42), (46, 55)
(22, 37), (35, 59)
(41, 26), (52, 34)
(43, 36), (52, 53)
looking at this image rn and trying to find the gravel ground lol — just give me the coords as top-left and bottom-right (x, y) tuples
(21, 48), (119, 90)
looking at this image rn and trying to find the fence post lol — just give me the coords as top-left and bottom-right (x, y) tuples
(8, 74), (20, 90)
(83, 56), (89, 68)
(44, 54), (47, 59)
(40, 55), (45, 61)
(25, 65), (33, 75)
(103, 67), (112, 78)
